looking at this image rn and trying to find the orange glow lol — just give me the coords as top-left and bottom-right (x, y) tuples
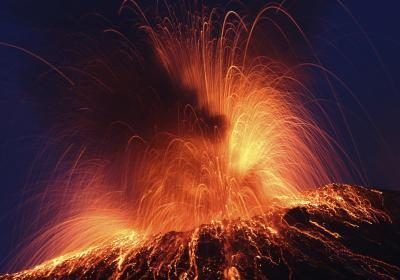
(125, 2), (346, 234)
(4, 184), (397, 279)
(10, 1), (357, 273)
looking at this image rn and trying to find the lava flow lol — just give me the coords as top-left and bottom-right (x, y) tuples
(2, 184), (400, 279)
(2, 1), (399, 279)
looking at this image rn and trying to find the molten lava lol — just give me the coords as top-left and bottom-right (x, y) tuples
(111, 1), (346, 234)
(2, 184), (399, 279)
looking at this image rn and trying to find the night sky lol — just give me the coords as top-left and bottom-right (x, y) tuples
(1, 0), (400, 272)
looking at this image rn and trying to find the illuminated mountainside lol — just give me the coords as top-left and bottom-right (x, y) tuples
(2, 184), (399, 279)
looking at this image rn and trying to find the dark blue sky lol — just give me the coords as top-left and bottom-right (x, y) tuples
(1, 0), (400, 272)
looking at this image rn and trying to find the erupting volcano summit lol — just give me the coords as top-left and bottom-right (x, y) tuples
(1, 1), (399, 279)
(2, 184), (400, 279)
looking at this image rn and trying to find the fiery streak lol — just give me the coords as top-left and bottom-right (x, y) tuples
(123, 1), (346, 234)
(5, 1), (393, 278)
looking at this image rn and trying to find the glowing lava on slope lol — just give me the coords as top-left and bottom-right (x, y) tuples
(2, 184), (399, 279)
(2, 1), (399, 279)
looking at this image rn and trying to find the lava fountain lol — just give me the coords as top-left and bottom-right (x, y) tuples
(3, 1), (398, 279)
(118, 1), (347, 234)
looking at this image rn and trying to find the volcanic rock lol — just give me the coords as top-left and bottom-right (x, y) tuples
(1, 184), (399, 279)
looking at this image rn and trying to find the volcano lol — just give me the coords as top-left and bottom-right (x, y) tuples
(1, 184), (399, 279)
(1, 4), (399, 280)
